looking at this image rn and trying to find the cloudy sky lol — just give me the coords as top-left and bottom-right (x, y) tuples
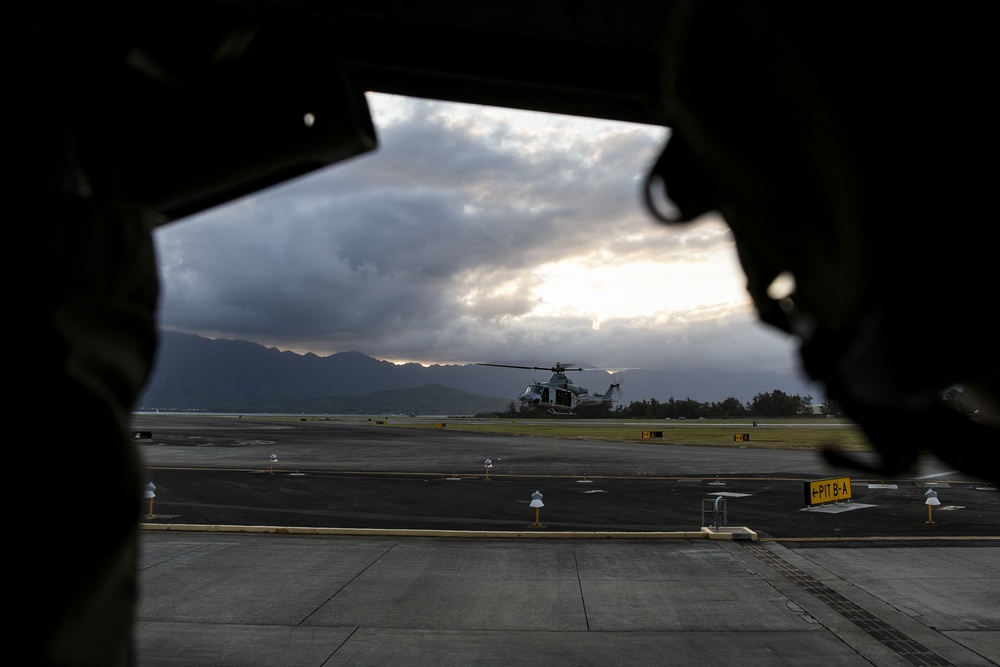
(153, 93), (811, 380)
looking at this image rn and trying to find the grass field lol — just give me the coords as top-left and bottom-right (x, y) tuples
(145, 413), (876, 453)
(374, 416), (876, 452)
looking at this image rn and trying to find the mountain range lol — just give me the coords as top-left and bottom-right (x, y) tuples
(137, 331), (823, 414)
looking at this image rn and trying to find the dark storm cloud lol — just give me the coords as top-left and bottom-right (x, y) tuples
(154, 93), (810, 380)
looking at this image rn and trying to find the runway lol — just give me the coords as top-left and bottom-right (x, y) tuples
(132, 414), (999, 666)
(134, 413), (998, 539)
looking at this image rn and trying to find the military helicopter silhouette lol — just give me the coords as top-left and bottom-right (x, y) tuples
(477, 362), (624, 415)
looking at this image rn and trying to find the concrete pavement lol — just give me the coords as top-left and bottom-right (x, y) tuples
(135, 530), (999, 666)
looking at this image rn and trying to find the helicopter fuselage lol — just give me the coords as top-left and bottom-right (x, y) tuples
(519, 372), (617, 414)
(478, 362), (621, 415)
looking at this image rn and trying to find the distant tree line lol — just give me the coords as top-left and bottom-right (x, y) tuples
(616, 389), (816, 418)
(503, 385), (981, 420)
(505, 389), (818, 419)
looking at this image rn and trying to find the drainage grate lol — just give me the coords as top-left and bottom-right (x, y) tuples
(744, 543), (951, 666)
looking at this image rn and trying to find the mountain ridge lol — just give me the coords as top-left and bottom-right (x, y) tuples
(138, 331), (822, 413)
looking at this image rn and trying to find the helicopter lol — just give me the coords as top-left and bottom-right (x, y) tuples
(477, 362), (624, 415)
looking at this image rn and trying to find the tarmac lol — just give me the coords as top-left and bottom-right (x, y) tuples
(132, 415), (1000, 666)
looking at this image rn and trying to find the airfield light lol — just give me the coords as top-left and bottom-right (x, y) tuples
(144, 482), (156, 519)
(530, 490), (544, 527)
(269, 453), (278, 475)
(925, 494), (941, 524)
(485, 458), (493, 481)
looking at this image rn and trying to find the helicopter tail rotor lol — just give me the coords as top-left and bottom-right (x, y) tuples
(609, 369), (630, 406)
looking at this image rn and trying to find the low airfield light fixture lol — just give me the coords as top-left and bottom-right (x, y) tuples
(530, 490), (544, 527)
(269, 453), (278, 475)
(925, 489), (941, 524)
(485, 458), (493, 481)
(144, 482), (156, 519)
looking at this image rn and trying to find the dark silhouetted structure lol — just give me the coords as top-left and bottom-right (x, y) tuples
(24, 2), (995, 663)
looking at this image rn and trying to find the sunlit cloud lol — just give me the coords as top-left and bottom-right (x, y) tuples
(154, 92), (809, 385)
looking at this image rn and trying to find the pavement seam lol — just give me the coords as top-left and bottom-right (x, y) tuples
(573, 549), (591, 631)
(742, 542), (953, 666)
(296, 541), (399, 627)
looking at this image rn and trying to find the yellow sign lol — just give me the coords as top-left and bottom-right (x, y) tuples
(642, 431), (663, 439)
(804, 477), (852, 506)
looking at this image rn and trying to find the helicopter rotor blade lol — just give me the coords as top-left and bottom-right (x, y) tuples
(477, 363), (551, 372)
(477, 362), (585, 373)
(476, 363), (533, 370)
